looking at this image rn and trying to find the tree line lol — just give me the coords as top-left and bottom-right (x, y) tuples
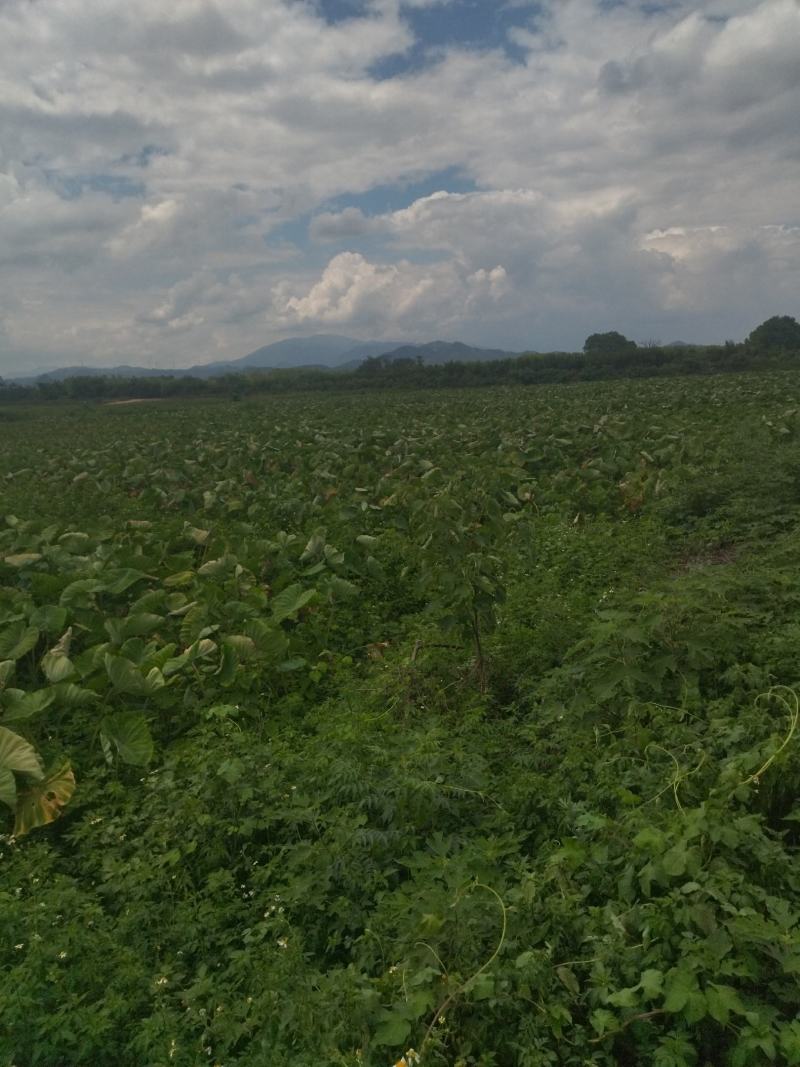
(1, 315), (799, 404)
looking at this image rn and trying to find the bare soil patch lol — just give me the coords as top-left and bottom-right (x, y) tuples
(674, 543), (738, 574)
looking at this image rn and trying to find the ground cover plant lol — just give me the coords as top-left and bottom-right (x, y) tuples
(1, 371), (799, 1066)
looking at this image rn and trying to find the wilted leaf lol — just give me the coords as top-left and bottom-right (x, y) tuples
(14, 761), (75, 837)
(3, 553), (43, 567)
(40, 650), (76, 684)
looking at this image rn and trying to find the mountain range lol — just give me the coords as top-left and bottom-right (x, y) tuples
(10, 336), (522, 383)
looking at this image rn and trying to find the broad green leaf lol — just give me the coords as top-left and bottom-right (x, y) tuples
(2, 688), (56, 723)
(328, 576), (359, 598)
(104, 653), (147, 694)
(142, 667), (166, 695)
(277, 657), (306, 672)
(607, 985), (638, 1008)
(706, 984), (742, 1025)
(123, 613), (164, 638)
(59, 578), (105, 606)
(217, 643), (238, 685)
(662, 844), (688, 877)
(51, 683), (99, 708)
(0, 726), (44, 779)
(223, 634), (256, 657)
(0, 623), (40, 661)
(100, 713), (154, 766)
(639, 969), (665, 1000)
(163, 638), (217, 677)
(242, 620), (288, 659)
(0, 767), (16, 809)
(365, 556), (384, 580)
(198, 556), (236, 577)
(663, 968), (696, 1013)
(557, 966), (580, 996)
(102, 569), (150, 595)
(0, 660), (14, 690)
(270, 584), (316, 623)
(14, 761), (75, 837)
(372, 1014), (412, 1048)
(29, 604), (68, 634)
(164, 570), (196, 588)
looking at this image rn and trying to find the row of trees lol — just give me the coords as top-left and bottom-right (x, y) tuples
(1, 316), (798, 405)
(584, 316), (800, 356)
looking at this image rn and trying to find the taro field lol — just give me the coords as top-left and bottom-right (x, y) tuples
(1, 373), (800, 1067)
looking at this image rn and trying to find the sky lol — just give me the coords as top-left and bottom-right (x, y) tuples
(0, 0), (798, 374)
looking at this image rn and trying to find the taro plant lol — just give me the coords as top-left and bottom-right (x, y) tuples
(403, 461), (522, 690)
(0, 725), (75, 838)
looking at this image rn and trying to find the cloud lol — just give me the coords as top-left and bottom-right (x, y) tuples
(0, 0), (797, 372)
(274, 251), (508, 335)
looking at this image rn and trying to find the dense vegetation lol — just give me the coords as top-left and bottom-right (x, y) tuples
(1, 316), (799, 405)
(1, 371), (800, 1066)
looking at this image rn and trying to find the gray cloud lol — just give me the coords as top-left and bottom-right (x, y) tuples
(0, 0), (797, 373)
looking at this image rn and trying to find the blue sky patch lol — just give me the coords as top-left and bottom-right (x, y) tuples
(265, 167), (478, 272)
(316, 0), (370, 24)
(371, 0), (532, 78)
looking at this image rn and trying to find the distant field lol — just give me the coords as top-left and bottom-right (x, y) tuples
(2, 373), (799, 1066)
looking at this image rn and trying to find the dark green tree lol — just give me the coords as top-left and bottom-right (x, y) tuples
(747, 315), (800, 352)
(583, 331), (638, 357)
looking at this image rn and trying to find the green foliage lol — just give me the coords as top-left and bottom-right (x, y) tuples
(1, 375), (800, 1065)
(747, 315), (800, 353)
(583, 330), (638, 356)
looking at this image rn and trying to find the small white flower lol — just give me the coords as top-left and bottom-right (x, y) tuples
(155, 976), (169, 986)
(58, 951), (67, 960)
(276, 937), (288, 950)
(14, 943), (23, 950)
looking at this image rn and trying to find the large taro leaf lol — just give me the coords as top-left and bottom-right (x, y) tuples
(104, 653), (147, 694)
(1, 687), (56, 723)
(0, 767), (16, 809)
(0, 622), (40, 661)
(0, 725), (44, 780)
(13, 761), (75, 838)
(100, 713), (154, 766)
(270, 583), (317, 624)
(0, 660), (14, 690)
